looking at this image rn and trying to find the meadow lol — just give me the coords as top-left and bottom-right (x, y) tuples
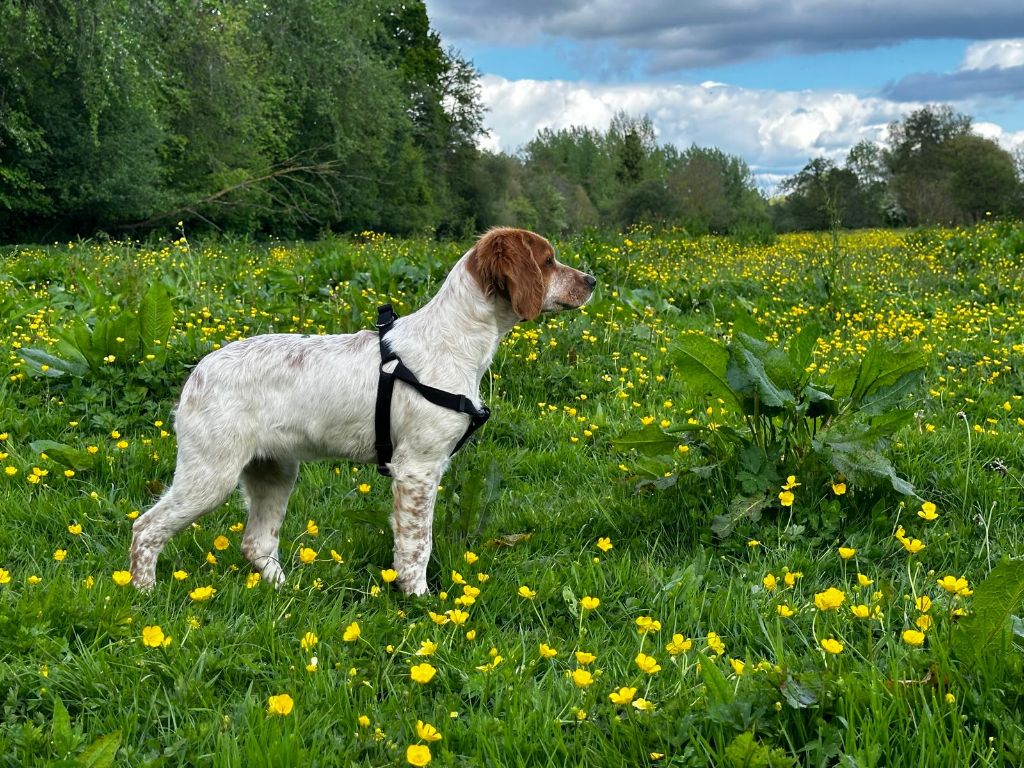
(0, 224), (1022, 767)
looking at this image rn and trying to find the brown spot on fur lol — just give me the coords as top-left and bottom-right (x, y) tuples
(468, 228), (550, 321)
(286, 348), (308, 368)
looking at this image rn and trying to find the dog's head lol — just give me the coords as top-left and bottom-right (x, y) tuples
(468, 228), (596, 321)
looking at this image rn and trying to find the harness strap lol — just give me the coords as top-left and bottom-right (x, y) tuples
(375, 304), (490, 477)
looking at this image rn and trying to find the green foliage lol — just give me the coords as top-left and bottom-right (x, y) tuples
(954, 559), (1024, 662)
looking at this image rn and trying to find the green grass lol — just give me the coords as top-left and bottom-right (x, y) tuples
(1, 224), (1023, 766)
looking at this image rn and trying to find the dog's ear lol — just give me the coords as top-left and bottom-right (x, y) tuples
(470, 229), (545, 321)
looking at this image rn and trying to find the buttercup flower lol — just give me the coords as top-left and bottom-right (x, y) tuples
(417, 640), (437, 656)
(266, 694), (294, 716)
(918, 501), (938, 521)
(189, 585), (216, 601)
(902, 629), (926, 647)
(580, 596), (600, 611)
(635, 616), (661, 634)
(608, 686), (637, 705)
(410, 663), (437, 684)
(776, 604), (796, 618)
(518, 585), (536, 599)
(814, 587), (846, 611)
(539, 643), (558, 659)
(298, 547), (317, 564)
(571, 668), (594, 688)
(381, 569), (398, 583)
(778, 490), (795, 507)
(838, 547), (856, 560)
(820, 638), (844, 655)
(301, 631), (318, 651)
(596, 537), (613, 552)
(213, 535), (230, 551)
(112, 570), (133, 586)
(634, 652), (661, 674)
(831, 482), (847, 495)
(416, 720), (442, 742)
(407, 745), (432, 766)
(707, 632), (725, 656)
(343, 622), (361, 642)
(665, 634), (692, 655)
(763, 573), (777, 591)
(782, 475), (801, 490)
(575, 651), (596, 665)
(142, 625), (171, 648)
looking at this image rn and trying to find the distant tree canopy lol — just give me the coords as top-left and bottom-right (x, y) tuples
(1, 3), (1021, 245)
(774, 105), (1024, 231)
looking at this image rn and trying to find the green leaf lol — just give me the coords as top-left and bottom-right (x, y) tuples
(562, 585), (579, 620)
(787, 322), (821, 372)
(612, 425), (681, 457)
(845, 345), (928, 405)
(724, 731), (796, 768)
(29, 440), (96, 470)
(670, 334), (742, 410)
(51, 697), (75, 756)
(712, 494), (771, 538)
(19, 348), (88, 378)
(859, 369), (925, 416)
(697, 653), (733, 708)
(139, 282), (174, 349)
(77, 730), (121, 768)
(954, 559), (1024, 661)
(825, 443), (914, 496)
(728, 337), (796, 409)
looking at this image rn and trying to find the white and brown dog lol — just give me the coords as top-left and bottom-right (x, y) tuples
(130, 228), (595, 594)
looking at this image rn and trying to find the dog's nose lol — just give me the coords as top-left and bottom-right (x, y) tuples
(584, 274), (596, 288)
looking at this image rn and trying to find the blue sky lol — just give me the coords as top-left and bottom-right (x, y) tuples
(425, 1), (1024, 186)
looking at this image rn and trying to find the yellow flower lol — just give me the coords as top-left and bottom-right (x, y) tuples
(575, 651), (596, 665)
(381, 568), (398, 583)
(916, 595), (933, 612)
(68, 523), (83, 536)
(301, 632), (318, 651)
(857, 573), (874, 587)
(463, 551), (479, 565)
(406, 744), (432, 766)
(246, 572), (261, 588)
(112, 570), (133, 586)
(917, 501), (938, 521)
(901, 537), (926, 554)
(936, 575), (972, 597)
(608, 686), (637, 705)
(916, 614), (933, 631)
(410, 663), (437, 684)
(831, 482), (847, 495)
(635, 616), (661, 634)
(778, 490), (795, 507)
(417, 640), (438, 656)
(428, 611), (449, 625)
(0, 569), (11, 585)
(357, 483), (372, 494)
(707, 632), (725, 656)
(53, 549), (67, 562)
(205, 552), (217, 565)
(172, 569), (189, 581)
(945, 693), (956, 704)
(451, 570), (466, 584)
(266, 694), (294, 716)
(27, 575), (41, 585)
(665, 634), (692, 655)
(776, 604), (795, 618)
(570, 668), (594, 688)
(142, 625), (171, 648)
(330, 550), (344, 563)
(814, 587), (846, 611)
(634, 652), (662, 674)
(539, 643), (558, 659)
(213, 535), (230, 551)
(447, 609), (469, 625)
(782, 475), (801, 490)
(343, 622), (361, 642)
(596, 537), (613, 552)
(517, 585), (537, 599)
(730, 658), (745, 675)
(851, 604), (871, 619)
(358, 715), (371, 728)
(902, 629), (926, 647)
(189, 585), (216, 601)
(580, 595), (600, 611)
(632, 698), (656, 712)
(784, 570), (803, 587)
(838, 547), (856, 560)
(416, 720), (442, 742)
(298, 547), (317, 564)
(3, 467), (16, 476)
(305, 519), (319, 536)
(762, 573), (777, 591)
(820, 638), (844, 655)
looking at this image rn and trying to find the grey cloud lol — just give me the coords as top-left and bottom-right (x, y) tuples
(883, 65), (1024, 102)
(426, 1), (1024, 71)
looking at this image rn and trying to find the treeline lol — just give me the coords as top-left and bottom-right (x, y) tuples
(2, 1), (1022, 243)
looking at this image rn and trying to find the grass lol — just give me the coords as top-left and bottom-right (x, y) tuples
(1, 223), (1023, 766)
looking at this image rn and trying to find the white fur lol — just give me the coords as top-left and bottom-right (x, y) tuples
(130, 235), (594, 594)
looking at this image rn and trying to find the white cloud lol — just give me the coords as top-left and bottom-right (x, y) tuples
(478, 75), (916, 182)
(962, 39), (1024, 71)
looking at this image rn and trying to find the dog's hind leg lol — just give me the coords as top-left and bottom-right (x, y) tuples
(239, 457), (299, 587)
(130, 452), (246, 590)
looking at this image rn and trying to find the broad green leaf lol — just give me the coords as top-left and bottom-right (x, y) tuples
(670, 334), (741, 410)
(787, 322), (821, 372)
(697, 653), (733, 708)
(954, 559), (1024, 661)
(51, 697), (75, 756)
(19, 348), (87, 378)
(612, 425), (681, 456)
(825, 443), (914, 496)
(29, 440), (96, 470)
(712, 494), (771, 538)
(78, 731), (121, 768)
(859, 369), (925, 416)
(140, 282), (174, 348)
(728, 339), (795, 409)
(849, 345), (928, 405)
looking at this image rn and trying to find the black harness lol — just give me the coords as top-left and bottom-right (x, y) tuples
(374, 304), (491, 477)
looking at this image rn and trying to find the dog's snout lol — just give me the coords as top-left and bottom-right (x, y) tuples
(583, 273), (596, 289)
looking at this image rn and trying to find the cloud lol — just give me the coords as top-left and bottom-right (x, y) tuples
(427, 1), (1024, 71)
(476, 75), (916, 184)
(882, 38), (1024, 102)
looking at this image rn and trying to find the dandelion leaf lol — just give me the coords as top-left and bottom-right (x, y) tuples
(954, 559), (1024, 661)
(139, 281), (174, 349)
(670, 334), (741, 410)
(612, 424), (680, 456)
(78, 730), (121, 768)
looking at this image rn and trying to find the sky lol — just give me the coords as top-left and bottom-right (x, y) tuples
(424, 1), (1024, 189)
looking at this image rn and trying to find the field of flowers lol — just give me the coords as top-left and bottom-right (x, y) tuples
(1, 224), (1022, 766)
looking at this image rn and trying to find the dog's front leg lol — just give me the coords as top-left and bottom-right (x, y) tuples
(388, 462), (442, 595)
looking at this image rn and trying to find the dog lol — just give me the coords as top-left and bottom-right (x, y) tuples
(129, 228), (595, 595)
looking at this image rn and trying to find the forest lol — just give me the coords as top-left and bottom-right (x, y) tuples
(2, 0), (1023, 243)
